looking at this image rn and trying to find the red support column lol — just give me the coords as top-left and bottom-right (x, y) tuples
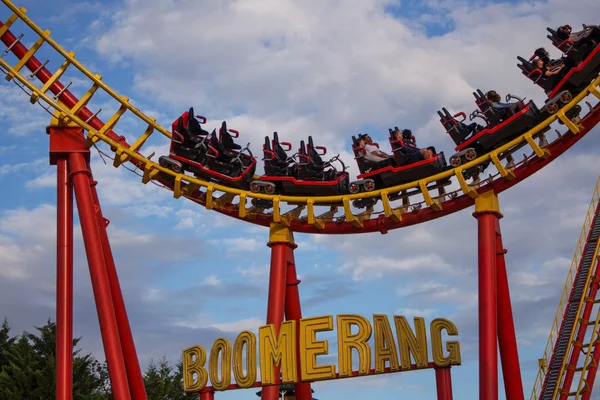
(262, 223), (292, 400)
(473, 191), (500, 400)
(68, 152), (131, 400)
(435, 367), (454, 400)
(56, 158), (73, 400)
(283, 243), (313, 400)
(495, 222), (524, 400)
(200, 390), (215, 400)
(87, 166), (147, 400)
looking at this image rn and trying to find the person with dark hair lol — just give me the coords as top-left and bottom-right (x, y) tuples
(486, 90), (525, 117)
(391, 128), (435, 162)
(532, 57), (565, 78)
(358, 133), (393, 163)
(556, 24), (599, 44)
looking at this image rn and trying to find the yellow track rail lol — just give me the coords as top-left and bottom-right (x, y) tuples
(0, 0), (599, 231)
(530, 177), (600, 400)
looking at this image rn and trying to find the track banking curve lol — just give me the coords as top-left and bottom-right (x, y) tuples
(0, 1), (600, 235)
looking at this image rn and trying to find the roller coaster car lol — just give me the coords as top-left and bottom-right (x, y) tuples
(350, 134), (449, 195)
(517, 44), (600, 110)
(250, 134), (350, 197)
(159, 109), (256, 189)
(440, 91), (542, 168)
(546, 24), (600, 64)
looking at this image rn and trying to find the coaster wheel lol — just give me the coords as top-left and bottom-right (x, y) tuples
(449, 155), (462, 167)
(464, 149), (477, 161)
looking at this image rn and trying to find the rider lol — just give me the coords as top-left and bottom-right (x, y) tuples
(391, 128), (435, 162)
(359, 134), (393, 163)
(486, 90), (525, 119)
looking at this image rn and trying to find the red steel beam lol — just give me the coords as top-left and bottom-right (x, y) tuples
(56, 158), (73, 400)
(68, 152), (131, 400)
(475, 211), (499, 400)
(495, 221), (524, 400)
(86, 164), (147, 400)
(435, 367), (454, 400)
(283, 245), (313, 400)
(560, 255), (600, 399)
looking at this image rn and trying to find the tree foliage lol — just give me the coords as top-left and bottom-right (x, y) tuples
(0, 317), (192, 399)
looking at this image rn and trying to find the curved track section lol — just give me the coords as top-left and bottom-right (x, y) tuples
(1, 1), (600, 235)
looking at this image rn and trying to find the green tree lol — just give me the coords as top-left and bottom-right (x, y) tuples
(143, 356), (195, 400)
(0, 318), (109, 399)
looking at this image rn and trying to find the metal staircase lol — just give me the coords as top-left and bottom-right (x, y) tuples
(531, 177), (600, 399)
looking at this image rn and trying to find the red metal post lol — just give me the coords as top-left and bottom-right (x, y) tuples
(495, 222), (524, 400)
(262, 224), (292, 400)
(56, 158), (73, 400)
(200, 391), (215, 400)
(473, 191), (500, 400)
(68, 153), (131, 400)
(284, 243), (313, 400)
(564, 256), (600, 400)
(86, 165), (147, 400)
(435, 367), (454, 400)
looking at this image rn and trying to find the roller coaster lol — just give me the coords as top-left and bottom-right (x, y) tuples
(1, 1), (600, 399)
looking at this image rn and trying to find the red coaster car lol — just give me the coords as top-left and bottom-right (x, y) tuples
(517, 43), (600, 113)
(439, 89), (543, 168)
(158, 107), (256, 190)
(547, 24), (600, 64)
(250, 133), (350, 198)
(350, 132), (449, 199)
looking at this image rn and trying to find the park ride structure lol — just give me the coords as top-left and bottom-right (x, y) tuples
(1, 1), (600, 398)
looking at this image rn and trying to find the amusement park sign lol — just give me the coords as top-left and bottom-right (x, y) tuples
(182, 314), (461, 393)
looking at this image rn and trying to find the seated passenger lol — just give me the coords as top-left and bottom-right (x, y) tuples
(532, 57), (566, 78)
(557, 24), (599, 45)
(486, 90), (525, 118)
(391, 128), (435, 162)
(359, 134), (392, 162)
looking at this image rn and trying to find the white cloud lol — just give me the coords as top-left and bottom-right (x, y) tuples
(339, 254), (452, 281)
(202, 275), (221, 286)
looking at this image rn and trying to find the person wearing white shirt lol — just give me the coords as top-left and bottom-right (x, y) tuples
(359, 134), (392, 163)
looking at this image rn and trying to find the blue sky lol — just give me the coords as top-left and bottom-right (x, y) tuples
(2, 0), (600, 399)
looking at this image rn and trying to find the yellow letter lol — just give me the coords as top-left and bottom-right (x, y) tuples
(233, 331), (257, 388)
(430, 318), (461, 367)
(182, 345), (208, 393)
(299, 315), (336, 381)
(259, 320), (297, 385)
(337, 314), (372, 377)
(373, 314), (400, 373)
(209, 338), (232, 391)
(394, 316), (429, 369)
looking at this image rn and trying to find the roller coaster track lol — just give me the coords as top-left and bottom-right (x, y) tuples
(530, 177), (600, 399)
(0, 2), (600, 239)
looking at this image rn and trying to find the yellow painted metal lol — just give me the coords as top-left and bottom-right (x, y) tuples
(573, 299), (600, 397)
(61, 77), (101, 122)
(530, 176), (600, 400)
(5, 33), (46, 81)
(0, 9), (22, 37)
(342, 197), (362, 228)
(550, 223), (600, 399)
(30, 54), (72, 104)
(557, 110), (582, 134)
(474, 190), (500, 214)
(49, 103), (78, 128)
(490, 152), (515, 180)
(114, 122), (156, 167)
(173, 175), (183, 199)
(525, 132), (551, 159)
(592, 87), (600, 100)
(238, 193), (247, 218)
(0, 0), (598, 228)
(381, 191), (402, 222)
(272, 197), (281, 223)
(268, 223), (294, 244)
(419, 180), (441, 211)
(455, 170), (478, 199)
(206, 185), (215, 209)
(1, 0), (172, 138)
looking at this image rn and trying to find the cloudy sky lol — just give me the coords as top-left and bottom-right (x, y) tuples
(1, 0), (600, 398)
